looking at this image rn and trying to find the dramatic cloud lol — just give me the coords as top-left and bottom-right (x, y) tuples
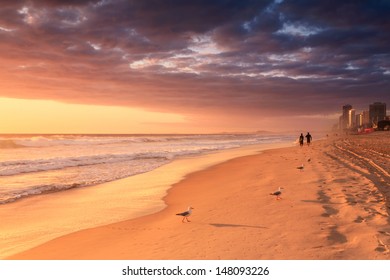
(0, 0), (389, 130)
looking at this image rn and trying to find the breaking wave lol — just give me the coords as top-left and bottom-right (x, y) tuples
(0, 133), (295, 204)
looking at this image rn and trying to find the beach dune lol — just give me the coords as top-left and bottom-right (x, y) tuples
(6, 132), (390, 259)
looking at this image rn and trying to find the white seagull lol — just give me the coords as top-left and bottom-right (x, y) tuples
(297, 164), (304, 171)
(270, 187), (284, 200)
(176, 206), (194, 222)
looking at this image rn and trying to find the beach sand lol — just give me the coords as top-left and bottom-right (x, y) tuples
(5, 132), (390, 259)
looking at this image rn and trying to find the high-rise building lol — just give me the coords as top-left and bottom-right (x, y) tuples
(339, 115), (343, 130)
(369, 102), (386, 126)
(342, 104), (352, 129)
(362, 110), (370, 127)
(356, 113), (363, 127)
(348, 109), (356, 128)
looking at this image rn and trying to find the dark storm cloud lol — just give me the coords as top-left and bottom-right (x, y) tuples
(35, 0), (98, 6)
(279, 0), (390, 29)
(0, 0), (389, 119)
(95, 0), (270, 33)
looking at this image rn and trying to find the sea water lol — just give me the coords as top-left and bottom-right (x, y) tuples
(0, 133), (294, 204)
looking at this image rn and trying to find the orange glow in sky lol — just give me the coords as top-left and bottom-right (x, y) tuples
(0, 97), (187, 134)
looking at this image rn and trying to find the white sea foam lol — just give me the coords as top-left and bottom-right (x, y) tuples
(0, 133), (294, 204)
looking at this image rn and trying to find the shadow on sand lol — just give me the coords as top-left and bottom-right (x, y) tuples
(209, 223), (268, 229)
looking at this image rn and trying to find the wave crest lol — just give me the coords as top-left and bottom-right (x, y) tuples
(0, 140), (26, 149)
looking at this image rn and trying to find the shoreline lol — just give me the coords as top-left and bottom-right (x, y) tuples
(0, 141), (293, 259)
(4, 133), (390, 259)
(0, 133), (295, 206)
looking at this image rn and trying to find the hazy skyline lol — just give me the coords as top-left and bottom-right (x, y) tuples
(1, 0), (389, 133)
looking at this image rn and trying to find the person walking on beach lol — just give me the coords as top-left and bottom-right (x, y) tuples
(299, 133), (304, 147)
(305, 132), (312, 146)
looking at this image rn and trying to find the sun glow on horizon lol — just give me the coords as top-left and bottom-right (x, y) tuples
(0, 97), (187, 134)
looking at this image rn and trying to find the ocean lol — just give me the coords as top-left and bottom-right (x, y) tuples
(0, 133), (295, 205)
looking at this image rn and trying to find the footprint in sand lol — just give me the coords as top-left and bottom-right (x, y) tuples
(375, 238), (389, 253)
(322, 205), (339, 217)
(353, 216), (366, 223)
(327, 226), (347, 244)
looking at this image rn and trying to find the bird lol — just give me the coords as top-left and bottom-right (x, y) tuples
(270, 187), (284, 200)
(307, 158), (311, 162)
(297, 164), (304, 171)
(176, 206), (194, 222)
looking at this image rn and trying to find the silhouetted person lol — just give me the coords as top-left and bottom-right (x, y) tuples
(305, 132), (312, 146)
(299, 133), (304, 147)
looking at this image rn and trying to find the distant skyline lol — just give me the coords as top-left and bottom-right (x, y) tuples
(1, 0), (389, 134)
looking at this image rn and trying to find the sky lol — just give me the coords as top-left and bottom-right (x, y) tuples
(0, 0), (389, 134)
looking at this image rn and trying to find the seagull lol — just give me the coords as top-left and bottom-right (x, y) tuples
(270, 187), (284, 200)
(297, 164), (304, 171)
(176, 206), (194, 222)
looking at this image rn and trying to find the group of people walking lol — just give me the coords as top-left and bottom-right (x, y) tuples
(299, 132), (312, 147)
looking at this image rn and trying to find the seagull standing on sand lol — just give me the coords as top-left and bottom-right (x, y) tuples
(270, 187), (284, 200)
(176, 206), (194, 222)
(297, 164), (304, 171)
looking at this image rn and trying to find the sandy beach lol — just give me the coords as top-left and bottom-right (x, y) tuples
(5, 132), (390, 260)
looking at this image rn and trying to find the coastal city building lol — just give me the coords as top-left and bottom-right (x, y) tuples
(369, 102), (387, 126)
(356, 113), (363, 127)
(362, 110), (370, 126)
(341, 104), (352, 129)
(348, 108), (356, 128)
(339, 102), (387, 131)
(339, 115), (343, 131)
